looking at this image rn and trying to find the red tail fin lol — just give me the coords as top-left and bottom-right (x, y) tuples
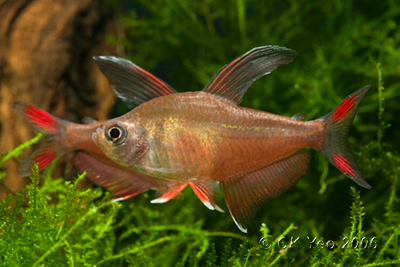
(319, 85), (371, 189)
(13, 100), (67, 176)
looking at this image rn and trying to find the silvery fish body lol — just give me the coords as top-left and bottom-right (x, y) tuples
(90, 46), (370, 232)
(107, 92), (323, 182)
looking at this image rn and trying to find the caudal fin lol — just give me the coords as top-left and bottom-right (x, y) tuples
(320, 85), (371, 189)
(13, 100), (67, 176)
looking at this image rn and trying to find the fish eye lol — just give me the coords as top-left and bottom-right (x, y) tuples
(105, 124), (126, 144)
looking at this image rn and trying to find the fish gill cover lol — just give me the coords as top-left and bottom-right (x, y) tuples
(1, 0), (400, 266)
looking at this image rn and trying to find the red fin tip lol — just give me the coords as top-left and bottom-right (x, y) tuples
(332, 153), (357, 178)
(320, 85), (371, 189)
(35, 150), (57, 169)
(24, 103), (58, 134)
(151, 184), (187, 203)
(331, 95), (357, 122)
(189, 182), (214, 210)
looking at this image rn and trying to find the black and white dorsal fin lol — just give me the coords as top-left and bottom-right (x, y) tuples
(94, 56), (178, 106)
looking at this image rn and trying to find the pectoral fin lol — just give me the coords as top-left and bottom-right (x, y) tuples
(75, 152), (155, 201)
(222, 149), (310, 233)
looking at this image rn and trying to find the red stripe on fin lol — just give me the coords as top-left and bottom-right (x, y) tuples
(13, 100), (67, 176)
(222, 149), (310, 233)
(151, 183), (187, 203)
(75, 152), (155, 200)
(35, 149), (57, 169)
(332, 153), (357, 178)
(332, 96), (357, 122)
(93, 56), (177, 107)
(111, 192), (141, 203)
(189, 180), (224, 212)
(13, 100), (59, 135)
(16, 142), (60, 176)
(130, 64), (175, 96)
(319, 86), (371, 189)
(202, 46), (297, 104)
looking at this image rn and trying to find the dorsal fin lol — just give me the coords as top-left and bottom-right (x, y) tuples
(93, 56), (177, 106)
(202, 46), (297, 104)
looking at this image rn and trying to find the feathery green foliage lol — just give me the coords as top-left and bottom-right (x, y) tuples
(0, 133), (42, 181)
(2, 0), (400, 266)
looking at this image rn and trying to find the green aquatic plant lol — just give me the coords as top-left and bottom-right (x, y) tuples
(0, 133), (42, 181)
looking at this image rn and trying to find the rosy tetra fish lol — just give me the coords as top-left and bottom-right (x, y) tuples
(13, 59), (190, 202)
(92, 45), (371, 232)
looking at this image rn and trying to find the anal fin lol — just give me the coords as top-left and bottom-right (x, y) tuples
(222, 149), (310, 233)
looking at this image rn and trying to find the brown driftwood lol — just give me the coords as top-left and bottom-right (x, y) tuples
(0, 0), (117, 198)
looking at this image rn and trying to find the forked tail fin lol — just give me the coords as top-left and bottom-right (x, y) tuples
(320, 85), (371, 189)
(13, 100), (68, 176)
